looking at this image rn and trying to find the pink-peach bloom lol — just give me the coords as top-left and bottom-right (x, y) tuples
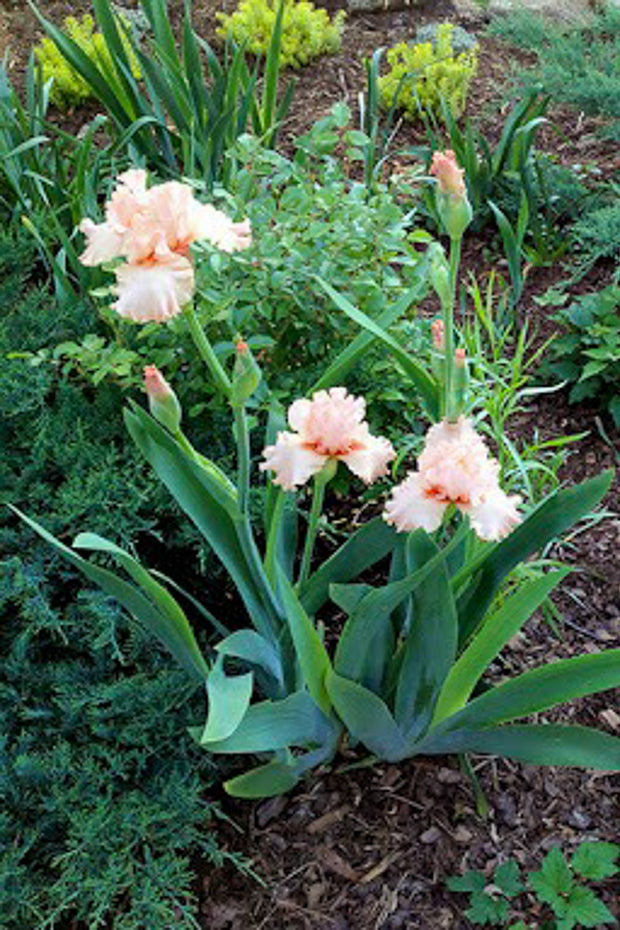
(260, 387), (395, 491)
(143, 364), (173, 401)
(79, 169), (149, 266)
(113, 255), (195, 323)
(80, 172), (252, 268)
(430, 150), (466, 198)
(384, 417), (521, 541)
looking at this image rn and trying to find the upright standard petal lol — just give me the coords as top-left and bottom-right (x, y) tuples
(79, 218), (125, 266)
(384, 472), (447, 533)
(190, 202), (252, 253)
(260, 433), (326, 491)
(112, 256), (194, 323)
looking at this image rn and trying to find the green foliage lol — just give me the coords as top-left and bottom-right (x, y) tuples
(488, 6), (620, 130)
(448, 843), (619, 928)
(0, 56), (118, 298)
(217, 0), (345, 69)
(30, 0), (292, 188)
(0, 228), (239, 928)
(546, 286), (620, 428)
(448, 861), (522, 924)
(378, 23), (478, 121)
(42, 116), (430, 438)
(571, 200), (620, 276)
(530, 846), (617, 929)
(34, 12), (140, 108)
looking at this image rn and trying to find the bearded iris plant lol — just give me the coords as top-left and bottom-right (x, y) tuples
(12, 159), (619, 798)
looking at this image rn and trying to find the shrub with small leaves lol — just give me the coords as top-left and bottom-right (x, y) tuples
(378, 22), (478, 121)
(34, 13), (140, 108)
(546, 286), (620, 428)
(217, 0), (345, 69)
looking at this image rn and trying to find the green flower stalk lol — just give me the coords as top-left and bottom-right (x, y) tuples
(430, 149), (473, 422)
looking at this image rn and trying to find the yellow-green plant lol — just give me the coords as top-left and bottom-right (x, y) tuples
(217, 0), (345, 69)
(34, 13), (140, 108)
(378, 23), (477, 122)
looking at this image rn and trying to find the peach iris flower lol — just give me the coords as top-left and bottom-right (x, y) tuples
(79, 169), (251, 322)
(384, 417), (521, 542)
(430, 150), (466, 198)
(260, 387), (396, 491)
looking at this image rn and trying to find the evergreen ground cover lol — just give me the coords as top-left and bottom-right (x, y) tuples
(0, 230), (246, 930)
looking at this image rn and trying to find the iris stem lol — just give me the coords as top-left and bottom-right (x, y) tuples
(444, 235), (462, 422)
(234, 405), (250, 516)
(185, 302), (231, 398)
(296, 474), (327, 590)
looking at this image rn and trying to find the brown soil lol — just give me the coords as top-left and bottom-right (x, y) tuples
(2, 2), (619, 928)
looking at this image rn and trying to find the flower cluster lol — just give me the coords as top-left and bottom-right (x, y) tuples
(260, 391), (520, 542)
(79, 169), (250, 323)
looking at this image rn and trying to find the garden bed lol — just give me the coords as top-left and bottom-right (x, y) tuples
(1, 1), (619, 928)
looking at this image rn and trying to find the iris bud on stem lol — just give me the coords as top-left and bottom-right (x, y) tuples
(144, 365), (182, 434)
(231, 337), (262, 408)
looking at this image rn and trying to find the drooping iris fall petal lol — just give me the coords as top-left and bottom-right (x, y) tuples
(260, 387), (395, 491)
(113, 256), (195, 323)
(384, 417), (521, 542)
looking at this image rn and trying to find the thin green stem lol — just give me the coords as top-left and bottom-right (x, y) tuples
(234, 405), (250, 515)
(296, 476), (326, 590)
(444, 235), (462, 422)
(185, 302), (231, 398)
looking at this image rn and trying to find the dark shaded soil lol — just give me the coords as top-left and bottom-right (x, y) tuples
(2, 2), (619, 927)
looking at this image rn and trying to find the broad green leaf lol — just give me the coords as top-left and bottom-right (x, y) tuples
(216, 629), (283, 686)
(311, 282), (426, 394)
(434, 649), (620, 734)
(11, 507), (209, 681)
(300, 518), (396, 616)
(124, 403), (280, 641)
(277, 568), (332, 716)
(455, 471), (614, 644)
(571, 842), (620, 881)
(434, 569), (570, 723)
(72, 530), (210, 679)
(417, 723), (620, 771)
(395, 534), (457, 739)
(329, 583), (373, 615)
(201, 656), (253, 743)
(334, 535), (448, 687)
(314, 276), (440, 420)
(326, 669), (409, 761)
(224, 759), (299, 798)
(202, 690), (334, 754)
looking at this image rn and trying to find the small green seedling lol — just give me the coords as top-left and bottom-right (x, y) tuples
(447, 841), (619, 928)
